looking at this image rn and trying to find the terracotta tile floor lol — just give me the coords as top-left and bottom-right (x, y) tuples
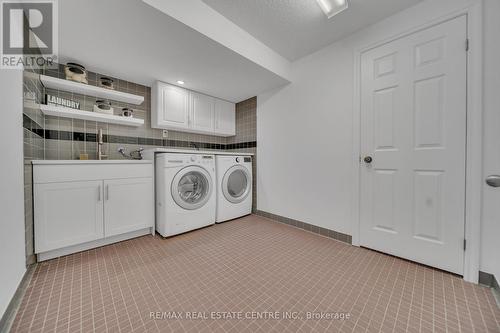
(11, 215), (500, 332)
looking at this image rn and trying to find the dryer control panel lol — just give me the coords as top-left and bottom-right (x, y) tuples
(234, 156), (252, 164)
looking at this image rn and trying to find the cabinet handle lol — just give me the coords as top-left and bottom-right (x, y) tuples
(98, 185), (101, 202)
(106, 185), (109, 200)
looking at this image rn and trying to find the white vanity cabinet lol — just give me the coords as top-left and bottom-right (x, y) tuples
(104, 178), (153, 237)
(152, 81), (235, 136)
(34, 181), (104, 252)
(33, 161), (154, 261)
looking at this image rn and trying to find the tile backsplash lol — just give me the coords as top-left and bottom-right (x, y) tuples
(228, 97), (256, 145)
(21, 63), (258, 160)
(22, 63), (257, 264)
(36, 64), (256, 160)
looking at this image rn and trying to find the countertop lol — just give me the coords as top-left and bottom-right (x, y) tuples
(32, 160), (152, 165)
(31, 149), (254, 165)
(143, 148), (254, 156)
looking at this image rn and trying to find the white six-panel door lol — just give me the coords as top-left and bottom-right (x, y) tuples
(360, 16), (467, 274)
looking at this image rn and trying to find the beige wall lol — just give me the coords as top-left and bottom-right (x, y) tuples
(257, 0), (496, 280)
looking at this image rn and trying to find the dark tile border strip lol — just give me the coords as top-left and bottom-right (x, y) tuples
(0, 265), (35, 333)
(23, 114), (44, 139)
(23, 114), (256, 151)
(255, 210), (352, 245)
(225, 141), (257, 150)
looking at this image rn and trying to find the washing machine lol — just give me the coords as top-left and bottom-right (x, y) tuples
(156, 153), (216, 237)
(216, 155), (253, 223)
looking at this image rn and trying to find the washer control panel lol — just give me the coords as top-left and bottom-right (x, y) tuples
(163, 154), (215, 168)
(201, 155), (214, 167)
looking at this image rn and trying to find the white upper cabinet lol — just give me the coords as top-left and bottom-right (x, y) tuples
(215, 99), (236, 136)
(152, 81), (190, 130)
(152, 81), (235, 137)
(190, 92), (215, 133)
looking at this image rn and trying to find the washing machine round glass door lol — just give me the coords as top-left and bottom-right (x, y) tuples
(171, 166), (212, 210)
(222, 165), (251, 204)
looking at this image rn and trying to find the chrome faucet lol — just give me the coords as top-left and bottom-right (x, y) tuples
(118, 147), (144, 160)
(97, 128), (107, 160)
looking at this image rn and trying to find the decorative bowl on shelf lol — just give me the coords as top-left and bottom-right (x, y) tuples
(121, 108), (134, 118)
(93, 100), (113, 115)
(99, 76), (114, 90)
(64, 62), (88, 84)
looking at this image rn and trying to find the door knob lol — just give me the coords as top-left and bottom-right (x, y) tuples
(485, 175), (500, 187)
(363, 156), (373, 164)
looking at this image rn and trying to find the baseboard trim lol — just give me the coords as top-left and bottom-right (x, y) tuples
(37, 228), (153, 261)
(255, 210), (352, 245)
(26, 254), (36, 266)
(0, 265), (35, 333)
(479, 271), (495, 286)
(479, 271), (500, 308)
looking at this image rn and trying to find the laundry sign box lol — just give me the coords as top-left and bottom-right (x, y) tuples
(45, 94), (81, 109)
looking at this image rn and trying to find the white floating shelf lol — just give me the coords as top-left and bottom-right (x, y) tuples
(40, 75), (144, 105)
(40, 104), (144, 127)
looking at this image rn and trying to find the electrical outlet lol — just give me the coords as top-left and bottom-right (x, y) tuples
(162, 130), (168, 138)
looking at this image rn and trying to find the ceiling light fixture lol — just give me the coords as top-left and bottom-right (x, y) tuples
(177, 80), (185, 85)
(316, 0), (348, 19)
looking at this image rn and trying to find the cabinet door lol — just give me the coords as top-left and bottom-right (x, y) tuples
(156, 82), (190, 129)
(34, 181), (104, 253)
(104, 178), (153, 237)
(190, 92), (215, 133)
(214, 99), (235, 136)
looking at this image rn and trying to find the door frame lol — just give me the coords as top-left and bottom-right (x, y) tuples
(351, 3), (483, 283)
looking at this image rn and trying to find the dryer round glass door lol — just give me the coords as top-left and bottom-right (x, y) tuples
(222, 165), (251, 204)
(171, 166), (213, 210)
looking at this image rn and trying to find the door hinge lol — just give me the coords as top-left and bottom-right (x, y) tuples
(463, 239), (467, 251)
(465, 39), (470, 51)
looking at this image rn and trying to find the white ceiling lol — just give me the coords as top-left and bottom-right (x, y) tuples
(57, 0), (289, 103)
(57, 0), (423, 102)
(202, 0), (423, 61)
